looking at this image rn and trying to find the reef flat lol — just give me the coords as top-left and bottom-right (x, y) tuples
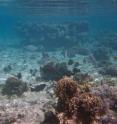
(0, 46), (116, 124)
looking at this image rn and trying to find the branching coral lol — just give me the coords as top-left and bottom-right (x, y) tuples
(55, 77), (79, 115)
(55, 77), (78, 100)
(70, 93), (105, 124)
(78, 83), (92, 93)
(54, 77), (107, 124)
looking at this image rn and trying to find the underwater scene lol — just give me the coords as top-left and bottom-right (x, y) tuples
(0, 0), (117, 124)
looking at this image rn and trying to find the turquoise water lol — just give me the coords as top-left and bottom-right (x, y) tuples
(0, 1), (117, 123)
(0, 1), (117, 50)
(0, 1), (117, 57)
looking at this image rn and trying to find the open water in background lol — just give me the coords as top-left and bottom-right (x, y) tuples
(0, 0), (117, 49)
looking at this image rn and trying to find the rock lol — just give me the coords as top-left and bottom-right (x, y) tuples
(74, 62), (80, 67)
(99, 66), (117, 77)
(92, 47), (109, 62)
(73, 73), (93, 84)
(2, 77), (28, 96)
(41, 111), (59, 124)
(30, 69), (38, 76)
(40, 62), (72, 81)
(31, 84), (46, 92)
(16, 72), (22, 79)
(72, 68), (80, 74)
(68, 59), (74, 65)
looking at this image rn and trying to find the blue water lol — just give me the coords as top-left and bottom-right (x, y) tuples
(0, 2), (117, 123)
(0, 0), (117, 51)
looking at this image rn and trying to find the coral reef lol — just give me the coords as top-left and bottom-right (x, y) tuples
(74, 62), (80, 67)
(55, 77), (106, 124)
(55, 77), (78, 114)
(78, 83), (92, 93)
(15, 22), (89, 51)
(62, 47), (90, 58)
(3, 64), (12, 73)
(73, 73), (93, 84)
(72, 68), (81, 75)
(31, 83), (46, 92)
(92, 47), (110, 62)
(92, 83), (117, 113)
(16, 72), (22, 79)
(30, 68), (38, 76)
(2, 77), (28, 96)
(68, 59), (74, 65)
(98, 115), (117, 124)
(41, 111), (59, 124)
(97, 31), (117, 51)
(0, 100), (45, 124)
(55, 77), (78, 100)
(0, 45), (116, 124)
(40, 62), (72, 81)
(70, 93), (105, 124)
(99, 66), (117, 77)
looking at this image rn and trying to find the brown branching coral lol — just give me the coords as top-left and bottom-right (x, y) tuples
(55, 77), (79, 100)
(55, 77), (79, 114)
(54, 77), (107, 124)
(70, 93), (105, 124)
(78, 83), (92, 93)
